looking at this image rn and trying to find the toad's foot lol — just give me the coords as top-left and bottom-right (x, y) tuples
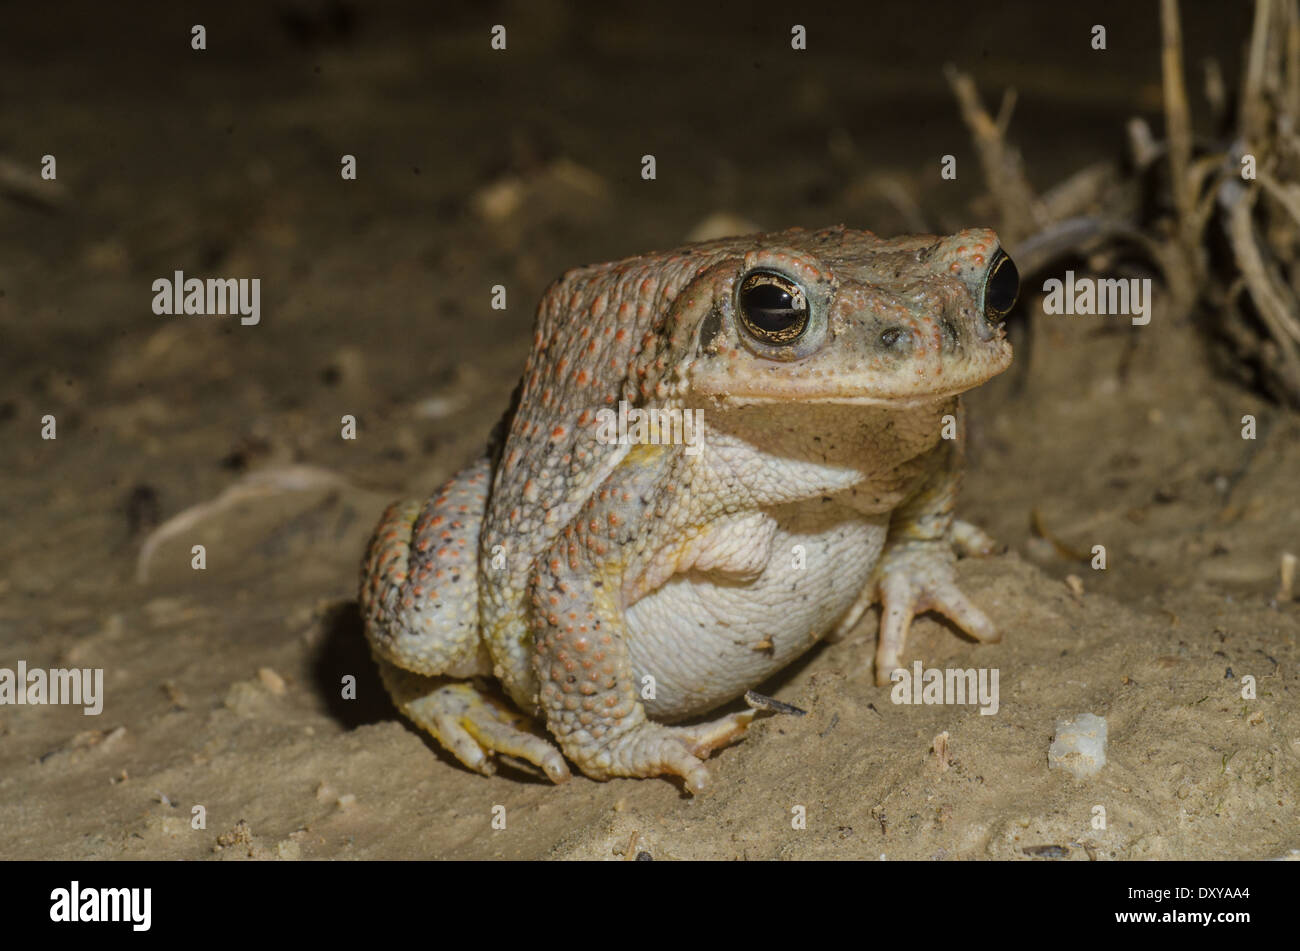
(950, 518), (1000, 557)
(872, 521), (999, 686)
(375, 658), (570, 783)
(571, 710), (755, 795)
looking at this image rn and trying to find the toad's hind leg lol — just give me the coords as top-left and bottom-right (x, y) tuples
(373, 662), (569, 783)
(360, 457), (493, 678)
(359, 456), (570, 783)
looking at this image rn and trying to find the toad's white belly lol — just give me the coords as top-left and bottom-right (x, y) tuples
(625, 502), (887, 721)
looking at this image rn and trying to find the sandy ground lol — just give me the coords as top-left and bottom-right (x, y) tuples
(2, 1), (1296, 860)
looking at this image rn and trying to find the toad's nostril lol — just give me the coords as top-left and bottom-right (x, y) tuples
(939, 316), (960, 347)
(879, 326), (907, 350)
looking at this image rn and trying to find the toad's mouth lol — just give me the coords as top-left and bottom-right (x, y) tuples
(691, 344), (1013, 408)
(710, 390), (972, 408)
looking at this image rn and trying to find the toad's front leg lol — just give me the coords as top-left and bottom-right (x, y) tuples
(529, 453), (753, 794)
(871, 406), (1001, 685)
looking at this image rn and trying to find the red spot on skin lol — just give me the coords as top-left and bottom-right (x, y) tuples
(552, 425), (566, 439)
(972, 254), (985, 265)
(615, 329), (627, 342)
(576, 370), (589, 384)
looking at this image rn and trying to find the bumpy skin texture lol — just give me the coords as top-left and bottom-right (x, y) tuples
(360, 226), (1013, 792)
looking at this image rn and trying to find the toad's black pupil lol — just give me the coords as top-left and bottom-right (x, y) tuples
(985, 252), (1019, 317)
(742, 282), (798, 332)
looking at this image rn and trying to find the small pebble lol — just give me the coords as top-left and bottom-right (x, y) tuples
(1048, 713), (1108, 778)
(257, 667), (287, 696)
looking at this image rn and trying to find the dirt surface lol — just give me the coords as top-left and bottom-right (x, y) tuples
(2, 1), (1297, 860)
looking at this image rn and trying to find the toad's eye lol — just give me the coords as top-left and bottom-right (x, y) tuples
(983, 249), (1019, 321)
(738, 271), (809, 344)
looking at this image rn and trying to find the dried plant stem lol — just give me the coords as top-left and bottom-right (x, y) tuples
(1222, 182), (1300, 392)
(944, 64), (1042, 246)
(1161, 0), (1198, 266)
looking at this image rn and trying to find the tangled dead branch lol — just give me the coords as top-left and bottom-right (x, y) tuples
(949, 0), (1300, 407)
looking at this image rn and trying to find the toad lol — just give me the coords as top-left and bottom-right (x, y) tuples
(360, 226), (1017, 792)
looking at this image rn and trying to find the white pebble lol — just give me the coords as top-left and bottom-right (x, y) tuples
(1048, 713), (1108, 778)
